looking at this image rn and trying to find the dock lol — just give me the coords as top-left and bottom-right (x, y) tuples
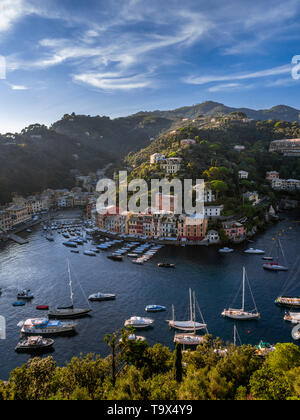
(7, 234), (29, 245)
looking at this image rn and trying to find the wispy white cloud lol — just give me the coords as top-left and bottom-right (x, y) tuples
(184, 64), (292, 86)
(208, 83), (242, 92)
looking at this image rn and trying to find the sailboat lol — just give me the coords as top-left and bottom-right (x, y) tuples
(167, 289), (207, 331)
(48, 260), (92, 319)
(222, 267), (260, 320)
(263, 238), (288, 271)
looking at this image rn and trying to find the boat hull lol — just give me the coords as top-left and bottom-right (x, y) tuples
(48, 308), (92, 319)
(263, 264), (288, 271)
(222, 310), (260, 320)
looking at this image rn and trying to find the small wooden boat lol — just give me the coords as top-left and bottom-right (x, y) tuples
(36, 305), (49, 310)
(13, 301), (26, 307)
(158, 263), (175, 268)
(107, 255), (123, 261)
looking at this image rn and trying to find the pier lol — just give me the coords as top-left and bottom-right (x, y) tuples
(7, 233), (29, 245)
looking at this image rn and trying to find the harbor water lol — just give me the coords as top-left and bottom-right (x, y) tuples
(0, 210), (299, 380)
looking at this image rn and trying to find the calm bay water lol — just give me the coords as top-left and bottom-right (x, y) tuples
(0, 210), (299, 380)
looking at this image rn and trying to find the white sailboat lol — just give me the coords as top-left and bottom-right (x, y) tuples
(263, 239), (288, 271)
(167, 289), (207, 331)
(48, 260), (92, 319)
(222, 267), (260, 320)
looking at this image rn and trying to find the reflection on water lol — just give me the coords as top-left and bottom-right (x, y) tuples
(0, 210), (299, 379)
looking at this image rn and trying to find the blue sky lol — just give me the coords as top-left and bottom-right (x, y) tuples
(0, 0), (300, 133)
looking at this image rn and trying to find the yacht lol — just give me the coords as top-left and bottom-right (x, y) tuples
(263, 261), (288, 271)
(124, 316), (154, 328)
(84, 251), (96, 256)
(244, 248), (265, 255)
(17, 289), (34, 300)
(48, 260), (91, 319)
(18, 318), (77, 335)
(15, 336), (54, 352)
(284, 312), (300, 324)
(88, 293), (116, 301)
(222, 267), (260, 320)
(167, 289), (207, 332)
(174, 333), (205, 346)
(275, 296), (300, 309)
(219, 247), (234, 254)
(145, 305), (166, 312)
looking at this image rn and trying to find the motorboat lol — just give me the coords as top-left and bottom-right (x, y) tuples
(17, 289), (34, 300)
(107, 255), (123, 261)
(263, 261), (288, 271)
(157, 263), (175, 268)
(36, 305), (49, 310)
(132, 259), (143, 265)
(84, 251), (96, 256)
(88, 293), (116, 301)
(127, 253), (139, 258)
(222, 267), (260, 320)
(284, 312), (300, 323)
(174, 333), (205, 346)
(15, 336), (54, 352)
(291, 324), (300, 341)
(124, 316), (154, 328)
(119, 334), (146, 343)
(63, 241), (78, 248)
(244, 248), (265, 255)
(145, 305), (166, 312)
(12, 301), (25, 307)
(275, 296), (300, 309)
(262, 256), (273, 261)
(18, 318), (77, 335)
(219, 247), (234, 254)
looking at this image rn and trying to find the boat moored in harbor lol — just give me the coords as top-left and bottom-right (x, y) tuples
(244, 248), (265, 255)
(145, 305), (166, 312)
(15, 336), (54, 352)
(222, 267), (260, 320)
(17, 289), (34, 300)
(88, 293), (116, 301)
(284, 312), (300, 323)
(18, 318), (77, 335)
(219, 247), (234, 254)
(124, 316), (154, 328)
(275, 296), (300, 309)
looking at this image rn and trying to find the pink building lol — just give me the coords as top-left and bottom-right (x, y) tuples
(222, 222), (246, 240)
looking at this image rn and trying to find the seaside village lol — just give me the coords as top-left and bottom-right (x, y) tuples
(1, 138), (299, 245)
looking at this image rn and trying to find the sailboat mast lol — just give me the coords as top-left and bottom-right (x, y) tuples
(193, 291), (196, 333)
(189, 288), (193, 322)
(242, 267), (245, 312)
(234, 324), (236, 347)
(67, 259), (74, 305)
